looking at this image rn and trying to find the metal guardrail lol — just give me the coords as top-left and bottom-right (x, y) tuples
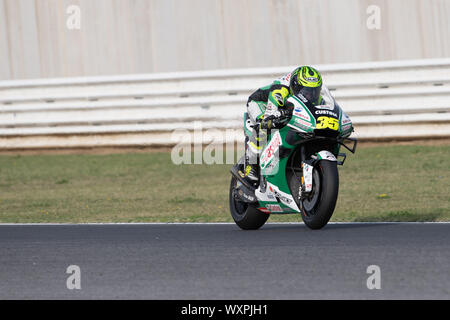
(0, 58), (450, 148)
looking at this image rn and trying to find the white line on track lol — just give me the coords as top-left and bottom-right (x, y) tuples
(0, 222), (449, 226)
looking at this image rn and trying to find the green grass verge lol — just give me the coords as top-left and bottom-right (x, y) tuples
(0, 144), (449, 223)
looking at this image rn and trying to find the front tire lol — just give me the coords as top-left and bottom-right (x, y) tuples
(300, 160), (339, 230)
(229, 176), (269, 230)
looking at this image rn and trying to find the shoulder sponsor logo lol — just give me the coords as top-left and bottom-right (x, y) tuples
(284, 73), (291, 83)
(273, 93), (284, 105)
(278, 73), (291, 85)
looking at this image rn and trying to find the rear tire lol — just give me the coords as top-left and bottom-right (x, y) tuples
(300, 160), (339, 230)
(229, 176), (269, 230)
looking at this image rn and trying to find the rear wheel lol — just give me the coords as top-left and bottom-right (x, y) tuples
(229, 176), (269, 230)
(300, 160), (339, 229)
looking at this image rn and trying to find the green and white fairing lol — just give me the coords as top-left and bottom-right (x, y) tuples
(254, 86), (353, 214)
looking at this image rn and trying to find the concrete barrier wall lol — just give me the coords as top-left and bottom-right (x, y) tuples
(1, 0), (450, 80)
(1, 58), (449, 149)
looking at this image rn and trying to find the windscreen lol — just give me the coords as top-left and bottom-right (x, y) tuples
(320, 85), (336, 107)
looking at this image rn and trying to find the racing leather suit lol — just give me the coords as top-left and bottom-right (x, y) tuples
(245, 71), (295, 165)
(245, 71), (330, 166)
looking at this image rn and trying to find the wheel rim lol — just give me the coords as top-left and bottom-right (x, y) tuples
(302, 168), (321, 214)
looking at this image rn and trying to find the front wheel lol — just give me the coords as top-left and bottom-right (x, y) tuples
(300, 160), (339, 230)
(229, 176), (269, 230)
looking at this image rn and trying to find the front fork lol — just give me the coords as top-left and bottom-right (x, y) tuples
(258, 127), (271, 193)
(299, 146), (341, 200)
(299, 145), (314, 200)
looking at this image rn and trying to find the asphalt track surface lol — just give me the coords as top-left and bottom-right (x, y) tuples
(0, 222), (449, 299)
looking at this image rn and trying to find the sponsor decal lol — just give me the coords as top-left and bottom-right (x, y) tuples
(258, 207), (271, 214)
(315, 110), (338, 118)
(273, 93), (284, 105)
(295, 118), (312, 127)
(271, 87), (289, 106)
(317, 151), (337, 161)
(316, 116), (339, 131)
(238, 189), (255, 202)
(297, 93), (308, 103)
(245, 119), (253, 133)
(273, 190), (292, 204)
(342, 117), (352, 125)
(302, 163), (314, 193)
(263, 157), (279, 175)
(261, 131), (282, 166)
(266, 186), (276, 200)
(296, 113), (310, 121)
(285, 73), (291, 82)
(266, 204), (283, 212)
(279, 72), (291, 84)
(266, 101), (276, 112)
(305, 77), (318, 82)
(294, 109), (311, 121)
(315, 104), (334, 110)
(342, 123), (352, 130)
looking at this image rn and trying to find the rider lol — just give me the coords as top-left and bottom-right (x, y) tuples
(242, 65), (324, 184)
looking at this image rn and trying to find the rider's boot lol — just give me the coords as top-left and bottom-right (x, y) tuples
(241, 134), (261, 186)
(231, 123), (260, 188)
(243, 163), (259, 184)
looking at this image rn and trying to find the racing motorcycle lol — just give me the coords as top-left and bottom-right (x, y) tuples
(230, 87), (357, 230)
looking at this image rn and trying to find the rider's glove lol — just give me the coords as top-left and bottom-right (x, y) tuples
(256, 107), (292, 130)
(259, 115), (275, 130)
(278, 108), (290, 118)
(261, 113), (290, 130)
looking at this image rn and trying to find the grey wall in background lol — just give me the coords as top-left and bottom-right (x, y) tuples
(1, 0), (449, 80)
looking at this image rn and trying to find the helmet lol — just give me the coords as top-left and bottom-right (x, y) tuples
(289, 66), (322, 105)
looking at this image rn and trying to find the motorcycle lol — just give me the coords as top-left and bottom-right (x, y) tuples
(230, 87), (357, 230)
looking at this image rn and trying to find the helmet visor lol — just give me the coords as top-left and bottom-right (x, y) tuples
(297, 86), (322, 105)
